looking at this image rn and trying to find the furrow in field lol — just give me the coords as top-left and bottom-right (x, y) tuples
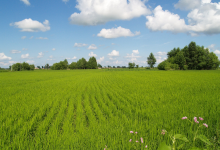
(2, 99), (53, 147)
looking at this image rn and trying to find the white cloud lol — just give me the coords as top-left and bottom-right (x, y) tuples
(36, 37), (48, 40)
(112, 43), (116, 45)
(11, 50), (21, 54)
(89, 52), (97, 57)
(22, 48), (28, 50)
(21, 53), (29, 59)
(69, 0), (151, 25)
(146, 2), (220, 35)
(108, 50), (119, 57)
(52, 48), (56, 51)
(0, 53), (12, 60)
(37, 52), (44, 58)
(0, 61), (17, 66)
(133, 50), (139, 54)
(155, 51), (167, 56)
(20, 0), (30, 6)
(208, 44), (215, 50)
(146, 5), (188, 33)
(26, 60), (35, 64)
(113, 60), (123, 65)
(21, 36), (26, 39)
(62, 0), (69, 3)
(30, 36), (34, 39)
(66, 56), (77, 60)
(97, 26), (140, 38)
(10, 18), (50, 32)
(155, 56), (167, 64)
(88, 44), (97, 50)
(97, 56), (104, 63)
(125, 51), (141, 62)
(187, 2), (220, 35)
(174, 0), (201, 10)
(74, 43), (87, 47)
(214, 50), (220, 55)
(49, 56), (53, 58)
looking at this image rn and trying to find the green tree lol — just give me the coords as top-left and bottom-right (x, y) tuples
(22, 62), (30, 70)
(77, 58), (87, 69)
(45, 63), (50, 70)
(174, 51), (186, 69)
(69, 62), (77, 69)
(98, 64), (102, 68)
(136, 65), (139, 68)
(30, 65), (35, 70)
(87, 57), (97, 69)
(128, 62), (135, 69)
(147, 53), (156, 68)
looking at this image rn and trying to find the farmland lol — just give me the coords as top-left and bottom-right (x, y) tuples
(0, 69), (220, 149)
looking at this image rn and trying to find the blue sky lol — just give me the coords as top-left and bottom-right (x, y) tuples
(1, 0), (220, 68)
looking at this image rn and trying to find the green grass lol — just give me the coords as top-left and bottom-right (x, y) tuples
(0, 70), (220, 149)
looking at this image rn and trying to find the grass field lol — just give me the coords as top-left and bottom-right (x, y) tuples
(0, 70), (220, 149)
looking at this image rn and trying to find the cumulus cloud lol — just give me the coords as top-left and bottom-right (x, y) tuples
(133, 50), (139, 54)
(155, 51), (167, 56)
(52, 48), (56, 51)
(22, 48), (28, 50)
(146, 5), (188, 33)
(26, 60), (35, 64)
(69, 0), (151, 25)
(0, 61), (17, 66)
(0, 53), (12, 60)
(62, 0), (69, 3)
(74, 43), (87, 47)
(20, 0), (30, 6)
(88, 44), (97, 50)
(108, 50), (119, 57)
(36, 37), (48, 40)
(174, 0), (201, 10)
(11, 50), (21, 54)
(10, 18), (50, 32)
(146, 1), (220, 35)
(125, 51), (141, 62)
(214, 50), (220, 55)
(37, 52), (44, 58)
(21, 36), (26, 39)
(89, 52), (97, 57)
(155, 56), (167, 64)
(208, 44), (215, 50)
(97, 56), (104, 63)
(66, 56), (77, 60)
(30, 36), (34, 39)
(21, 53), (29, 59)
(97, 26), (140, 38)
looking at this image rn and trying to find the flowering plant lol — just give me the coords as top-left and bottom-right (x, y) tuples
(158, 116), (212, 150)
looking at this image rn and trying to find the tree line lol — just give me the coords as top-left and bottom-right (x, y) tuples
(11, 62), (35, 71)
(50, 57), (98, 70)
(158, 41), (220, 70)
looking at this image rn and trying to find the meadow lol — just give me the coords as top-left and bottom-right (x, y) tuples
(0, 69), (220, 149)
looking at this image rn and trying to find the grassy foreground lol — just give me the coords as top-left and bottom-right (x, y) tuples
(0, 70), (220, 149)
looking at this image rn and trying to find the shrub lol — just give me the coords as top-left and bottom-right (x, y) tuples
(183, 65), (188, 70)
(170, 64), (179, 70)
